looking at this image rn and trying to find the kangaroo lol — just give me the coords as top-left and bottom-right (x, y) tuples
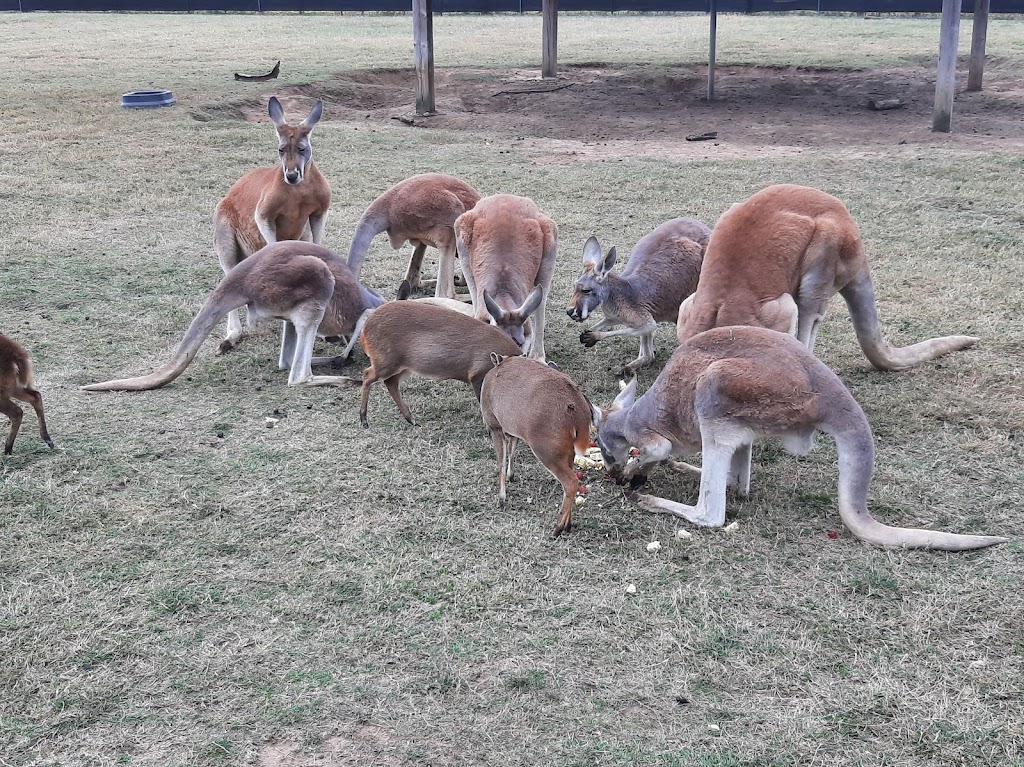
(455, 194), (558, 362)
(357, 301), (522, 428)
(347, 173), (481, 300)
(480, 354), (600, 537)
(395, 279), (477, 318)
(675, 184), (977, 371)
(82, 243), (383, 392)
(595, 325), (1006, 551)
(567, 217), (710, 373)
(213, 97), (331, 352)
(0, 335), (55, 455)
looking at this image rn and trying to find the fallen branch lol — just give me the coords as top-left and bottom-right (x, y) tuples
(234, 61), (281, 82)
(492, 82), (576, 97)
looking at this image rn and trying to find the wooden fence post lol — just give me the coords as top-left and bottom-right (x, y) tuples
(542, 0), (558, 79)
(932, 0), (961, 133)
(413, 0), (436, 115)
(967, 0), (990, 91)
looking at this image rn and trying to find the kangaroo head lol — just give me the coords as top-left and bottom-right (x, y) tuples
(268, 96), (323, 186)
(595, 378), (637, 479)
(483, 286), (544, 350)
(567, 236), (617, 322)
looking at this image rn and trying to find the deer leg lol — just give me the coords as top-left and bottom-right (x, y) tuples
(505, 435), (521, 482)
(383, 374), (415, 425)
(359, 367), (380, 428)
(21, 388), (53, 450)
(490, 428), (508, 504)
(279, 322), (297, 370)
(405, 243), (429, 292)
(1, 397), (24, 455)
(532, 439), (580, 537)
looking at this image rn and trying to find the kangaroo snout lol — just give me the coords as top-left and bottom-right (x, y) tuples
(284, 169), (301, 184)
(566, 306), (583, 321)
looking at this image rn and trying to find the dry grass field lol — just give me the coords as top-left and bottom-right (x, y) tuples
(1, 11), (1023, 767)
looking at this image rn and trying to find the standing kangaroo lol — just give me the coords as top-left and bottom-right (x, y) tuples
(347, 173), (481, 299)
(455, 194), (558, 362)
(357, 301), (523, 428)
(596, 325), (1007, 551)
(676, 184), (977, 371)
(0, 335), (55, 455)
(213, 97), (331, 352)
(82, 243), (382, 392)
(480, 354), (599, 537)
(567, 217), (710, 373)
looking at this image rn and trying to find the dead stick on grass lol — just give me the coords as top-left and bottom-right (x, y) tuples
(492, 83), (576, 97)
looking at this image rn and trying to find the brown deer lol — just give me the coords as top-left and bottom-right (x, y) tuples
(82, 243), (383, 392)
(357, 300), (522, 428)
(347, 173), (481, 299)
(567, 217), (710, 373)
(596, 325), (1007, 551)
(1, 334), (54, 455)
(676, 184), (977, 371)
(213, 96), (331, 352)
(480, 354), (599, 537)
(455, 194), (558, 362)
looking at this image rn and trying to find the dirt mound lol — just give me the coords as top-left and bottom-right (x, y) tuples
(235, 63), (1024, 162)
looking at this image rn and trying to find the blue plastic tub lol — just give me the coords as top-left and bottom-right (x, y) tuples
(121, 90), (176, 109)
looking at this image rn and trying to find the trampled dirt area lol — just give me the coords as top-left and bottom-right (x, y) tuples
(239, 62), (1024, 162)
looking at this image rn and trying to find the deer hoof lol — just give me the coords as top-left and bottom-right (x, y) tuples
(580, 330), (599, 348)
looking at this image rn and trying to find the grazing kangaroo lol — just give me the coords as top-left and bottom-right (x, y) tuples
(480, 354), (600, 537)
(595, 325), (1007, 551)
(82, 243), (383, 392)
(455, 194), (558, 362)
(395, 279), (477, 318)
(213, 96), (331, 352)
(0, 335), (54, 455)
(357, 301), (522, 427)
(676, 184), (978, 371)
(347, 173), (481, 299)
(567, 217), (710, 373)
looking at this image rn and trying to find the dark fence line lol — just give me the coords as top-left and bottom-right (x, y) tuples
(4, 0), (1021, 15)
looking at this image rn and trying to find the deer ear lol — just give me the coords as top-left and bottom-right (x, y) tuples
(582, 236), (602, 268)
(302, 99), (324, 129)
(489, 352), (502, 368)
(268, 96), (285, 126)
(611, 377), (637, 411)
(483, 290), (506, 323)
(396, 280), (412, 301)
(514, 285), (545, 320)
(599, 246), (618, 276)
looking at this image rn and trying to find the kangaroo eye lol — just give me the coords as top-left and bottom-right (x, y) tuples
(278, 148), (285, 155)
(579, 288), (591, 294)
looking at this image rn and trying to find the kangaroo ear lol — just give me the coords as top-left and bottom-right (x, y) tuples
(599, 246), (618, 276)
(582, 236), (602, 268)
(396, 280), (412, 301)
(489, 352), (502, 368)
(483, 290), (506, 323)
(268, 96), (286, 127)
(676, 294), (696, 343)
(590, 404), (605, 426)
(758, 293), (799, 337)
(302, 99), (324, 129)
(514, 285), (545, 321)
(611, 377), (637, 411)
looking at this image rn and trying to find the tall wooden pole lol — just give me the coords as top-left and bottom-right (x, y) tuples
(413, 0), (436, 115)
(542, 0), (558, 79)
(707, 0), (718, 100)
(967, 0), (990, 91)
(932, 0), (961, 132)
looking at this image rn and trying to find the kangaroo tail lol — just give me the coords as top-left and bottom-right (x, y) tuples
(82, 289), (246, 392)
(346, 205), (389, 280)
(840, 269), (978, 372)
(830, 418), (1007, 551)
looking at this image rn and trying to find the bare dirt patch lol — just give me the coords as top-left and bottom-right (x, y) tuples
(236, 63), (1024, 163)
